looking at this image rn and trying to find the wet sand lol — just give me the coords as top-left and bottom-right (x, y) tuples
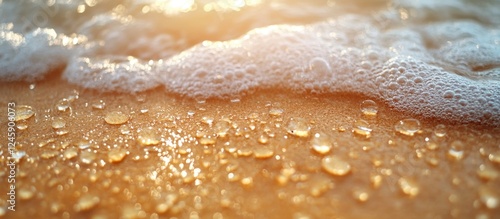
(1, 75), (499, 219)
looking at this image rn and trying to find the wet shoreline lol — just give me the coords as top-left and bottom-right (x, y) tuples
(1, 75), (499, 218)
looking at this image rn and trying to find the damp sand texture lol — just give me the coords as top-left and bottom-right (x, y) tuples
(1, 77), (500, 218)
(1, 0), (500, 218)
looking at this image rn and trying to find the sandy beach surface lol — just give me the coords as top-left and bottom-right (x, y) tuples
(1, 74), (499, 218)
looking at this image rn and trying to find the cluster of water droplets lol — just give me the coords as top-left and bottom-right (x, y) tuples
(3, 88), (500, 218)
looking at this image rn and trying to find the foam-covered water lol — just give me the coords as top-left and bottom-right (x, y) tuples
(1, 0), (500, 125)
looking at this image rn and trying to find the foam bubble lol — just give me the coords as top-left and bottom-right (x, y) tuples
(64, 57), (160, 93)
(0, 27), (72, 81)
(377, 57), (500, 123)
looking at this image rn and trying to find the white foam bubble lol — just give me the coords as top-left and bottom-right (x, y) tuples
(377, 56), (500, 123)
(0, 27), (71, 81)
(63, 57), (160, 93)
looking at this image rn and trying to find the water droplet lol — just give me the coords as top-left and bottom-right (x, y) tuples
(74, 195), (100, 212)
(76, 140), (91, 149)
(108, 148), (127, 163)
(360, 100), (378, 116)
(237, 148), (253, 157)
(41, 150), (59, 159)
(249, 124), (256, 131)
(155, 194), (178, 214)
(248, 112), (259, 119)
(287, 118), (311, 137)
(104, 111), (129, 125)
(448, 140), (465, 161)
(15, 105), (35, 121)
(425, 141), (439, 150)
(155, 203), (169, 214)
(156, 198), (176, 214)
(122, 204), (144, 218)
(269, 108), (284, 116)
(51, 117), (66, 129)
(309, 57), (331, 76)
(479, 186), (499, 209)
(227, 172), (240, 182)
(322, 155), (351, 176)
(199, 136), (216, 145)
(451, 177), (461, 186)
(254, 147), (274, 159)
(38, 138), (55, 147)
(448, 194), (459, 204)
(489, 151), (500, 164)
(434, 124), (447, 137)
(16, 122), (28, 130)
(67, 90), (79, 101)
(337, 126), (346, 132)
(258, 135), (269, 144)
(277, 167), (296, 186)
(212, 212), (224, 219)
(12, 151), (26, 162)
(394, 118), (421, 136)
(64, 148), (78, 160)
(477, 165), (499, 181)
(56, 129), (69, 136)
(398, 177), (419, 197)
(310, 132), (332, 154)
(293, 212), (311, 219)
(309, 177), (333, 196)
(353, 189), (370, 202)
(196, 130), (207, 138)
(370, 174), (383, 189)
(241, 177), (253, 187)
(91, 100), (105, 109)
(56, 98), (71, 111)
(119, 125), (131, 135)
(18, 187), (34, 200)
(80, 150), (96, 164)
(475, 213), (489, 219)
(353, 119), (372, 138)
(227, 97), (240, 103)
(425, 156), (439, 166)
(214, 120), (231, 137)
(50, 202), (62, 214)
(137, 128), (161, 146)
(201, 116), (214, 126)
(60, 141), (70, 149)
(371, 157), (383, 167)
(164, 116), (176, 129)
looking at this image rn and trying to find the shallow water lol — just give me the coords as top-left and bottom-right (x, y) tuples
(1, 0), (499, 125)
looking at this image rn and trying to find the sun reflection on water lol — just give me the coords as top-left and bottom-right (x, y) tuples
(202, 0), (262, 12)
(152, 0), (195, 14)
(150, 0), (262, 14)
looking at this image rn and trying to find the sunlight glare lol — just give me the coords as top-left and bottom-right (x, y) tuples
(152, 0), (196, 15)
(202, 0), (262, 12)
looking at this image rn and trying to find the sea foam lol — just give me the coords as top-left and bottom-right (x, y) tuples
(0, 25), (72, 81)
(154, 18), (500, 124)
